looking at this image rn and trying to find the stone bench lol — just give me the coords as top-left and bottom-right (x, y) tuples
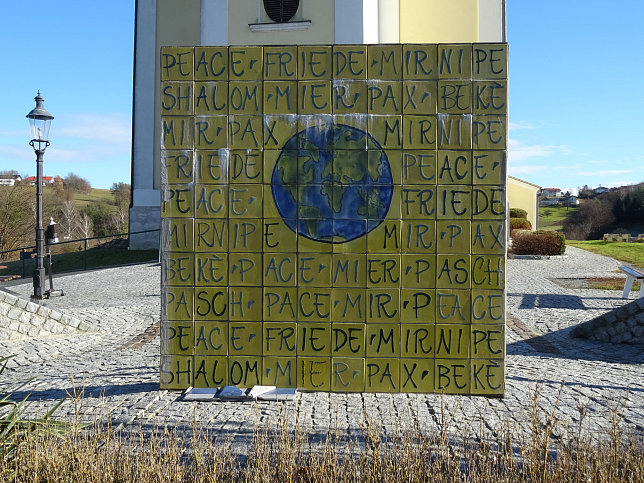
(620, 266), (644, 299)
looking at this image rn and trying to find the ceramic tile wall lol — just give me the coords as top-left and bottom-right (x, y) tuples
(160, 44), (508, 395)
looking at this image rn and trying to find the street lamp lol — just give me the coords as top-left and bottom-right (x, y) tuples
(26, 91), (54, 299)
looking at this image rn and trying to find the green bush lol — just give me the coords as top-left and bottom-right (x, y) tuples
(512, 230), (566, 256)
(509, 207), (528, 219)
(510, 217), (532, 231)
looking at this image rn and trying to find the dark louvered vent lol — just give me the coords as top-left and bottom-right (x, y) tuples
(263, 0), (300, 23)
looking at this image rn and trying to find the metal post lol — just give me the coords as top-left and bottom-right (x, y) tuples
(32, 149), (45, 299)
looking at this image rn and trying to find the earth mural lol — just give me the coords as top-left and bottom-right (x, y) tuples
(271, 124), (394, 243)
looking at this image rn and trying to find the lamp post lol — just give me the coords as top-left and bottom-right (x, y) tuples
(26, 91), (54, 299)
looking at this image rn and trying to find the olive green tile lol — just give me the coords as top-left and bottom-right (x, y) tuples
(264, 45), (297, 80)
(470, 359), (504, 395)
(263, 149), (283, 184)
(435, 289), (471, 324)
(437, 81), (471, 114)
(370, 184), (400, 220)
(263, 219), (298, 252)
(331, 358), (365, 392)
(367, 220), (401, 253)
(297, 289), (331, 322)
(161, 81), (193, 116)
(298, 45), (332, 80)
(228, 287), (262, 321)
(437, 185), (471, 220)
(332, 80), (367, 114)
(368, 116), (402, 149)
(298, 357), (330, 391)
(333, 45), (367, 79)
(229, 253), (262, 286)
(472, 115), (506, 149)
(401, 324), (434, 357)
(229, 150), (262, 183)
(162, 321), (194, 355)
(437, 220), (470, 254)
(472, 186), (505, 219)
(331, 253), (367, 287)
(228, 81), (262, 115)
(264, 81), (297, 114)
(195, 82), (228, 115)
(229, 46), (263, 80)
(381, 149), (402, 185)
(196, 150), (228, 184)
(331, 323), (365, 357)
(366, 288), (400, 323)
(161, 116), (194, 149)
(264, 287), (298, 321)
(401, 150), (436, 184)
(403, 115), (437, 149)
(471, 221), (506, 254)
(162, 218), (194, 252)
(471, 324), (504, 359)
(160, 355), (193, 389)
(436, 254), (470, 289)
(194, 219), (228, 252)
(229, 115), (263, 149)
(228, 322), (263, 356)
(194, 287), (228, 321)
(163, 253), (194, 286)
(472, 44), (508, 79)
(264, 322), (297, 356)
(162, 186), (193, 218)
(368, 45), (402, 80)
(403, 81), (437, 115)
(401, 289), (435, 324)
(298, 323), (331, 356)
(194, 115), (227, 149)
(264, 116), (299, 151)
(471, 255), (505, 290)
(195, 46), (228, 81)
(437, 116), (472, 149)
(163, 150), (193, 185)
(401, 185), (436, 219)
(400, 358), (434, 393)
(334, 114), (367, 135)
(472, 150), (506, 185)
(434, 359), (470, 394)
(228, 356), (262, 387)
(366, 254), (400, 288)
(160, 47), (194, 81)
(298, 235), (333, 253)
(402, 220), (436, 253)
(473, 80), (507, 114)
(332, 288), (366, 322)
(298, 253), (332, 287)
(194, 185), (227, 218)
(228, 185), (262, 218)
(438, 44), (472, 79)
(163, 287), (193, 321)
(263, 357), (297, 387)
(298, 114), (334, 136)
(194, 322), (228, 355)
(332, 231), (367, 254)
(437, 150), (471, 184)
(262, 253), (296, 286)
(471, 290), (504, 324)
(435, 324), (469, 358)
(193, 356), (227, 388)
(403, 44), (437, 80)
(365, 358), (400, 392)
(401, 254), (435, 289)
(298, 81), (332, 114)
(367, 80), (401, 114)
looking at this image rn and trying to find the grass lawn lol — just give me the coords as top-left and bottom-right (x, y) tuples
(567, 240), (644, 266)
(70, 187), (113, 207)
(538, 205), (575, 230)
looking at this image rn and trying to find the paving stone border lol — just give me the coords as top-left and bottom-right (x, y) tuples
(572, 297), (644, 344)
(0, 289), (95, 341)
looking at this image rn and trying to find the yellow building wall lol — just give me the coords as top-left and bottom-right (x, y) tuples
(400, 0), (479, 43)
(508, 178), (540, 229)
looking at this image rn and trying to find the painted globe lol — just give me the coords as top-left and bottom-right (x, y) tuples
(271, 123), (393, 243)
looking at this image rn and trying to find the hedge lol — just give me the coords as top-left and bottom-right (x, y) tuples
(509, 208), (528, 219)
(512, 230), (566, 256)
(510, 218), (532, 231)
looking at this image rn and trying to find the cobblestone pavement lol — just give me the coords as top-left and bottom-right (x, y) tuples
(0, 246), (642, 449)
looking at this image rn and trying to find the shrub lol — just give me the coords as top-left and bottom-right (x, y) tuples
(510, 217), (531, 231)
(509, 207), (528, 219)
(512, 230), (566, 256)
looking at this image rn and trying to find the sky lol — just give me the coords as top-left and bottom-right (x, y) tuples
(0, 1), (643, 192)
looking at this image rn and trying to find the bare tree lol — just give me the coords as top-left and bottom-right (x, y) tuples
(109, 204), (129, 234)
(78, 212), (93, 240)
(61, 201), (79, 240)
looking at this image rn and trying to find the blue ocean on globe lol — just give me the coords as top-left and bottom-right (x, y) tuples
(271, 123), (393, 243)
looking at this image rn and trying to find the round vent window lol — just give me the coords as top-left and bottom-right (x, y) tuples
(263, 0), (300, 23)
